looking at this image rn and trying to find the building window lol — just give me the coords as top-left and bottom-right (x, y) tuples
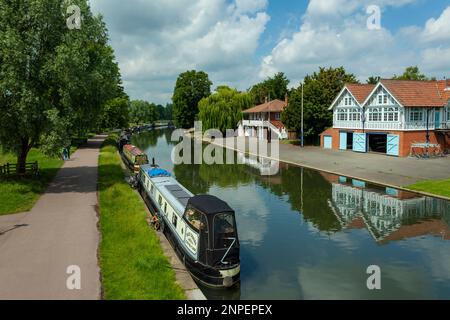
(383, 107), (399, 122)
(337, 109), (348, 121)
(447, 108), (450, 121)
(275, 112), (281, 120)
(350, 108), (361, 121)
(368, 108), (382, 122)
(378, 93), (388, 105)
(409, 108), (423, 122)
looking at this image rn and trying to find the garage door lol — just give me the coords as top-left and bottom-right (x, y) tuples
(324, 136), (332, 149)
(353, 133), (367, 153)
(387, 134), (400, 156)
(339, 132), (347, 150)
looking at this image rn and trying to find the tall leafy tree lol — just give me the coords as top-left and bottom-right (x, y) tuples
(282, 67), (358, 139)
(0, 0), (123, 172)
(165, 103), (173, 121)
(197, 86), (253, 133)
(129, 100), (157, 125)
(172, 70), (212, 129)
(367, 76), (381, 84)
(98, 97), (130, 130)
(393, 66), (429, 81)
(249, 72), (290, 105)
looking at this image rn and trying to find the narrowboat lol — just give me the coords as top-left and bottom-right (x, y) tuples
(121, 144), (149, 174)
(138, 165), (240, 288)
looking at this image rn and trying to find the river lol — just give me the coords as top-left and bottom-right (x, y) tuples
(132, 128), (450, 300)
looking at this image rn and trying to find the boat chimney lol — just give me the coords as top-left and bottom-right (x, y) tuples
(152, 157), (156, 167)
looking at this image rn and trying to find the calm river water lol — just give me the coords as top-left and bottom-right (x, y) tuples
(132, 128), (450, 300)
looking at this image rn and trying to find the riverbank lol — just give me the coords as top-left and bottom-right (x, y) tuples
(199, 135), (450, 201)
(97, 134), (185, 300)
(0, 147), (76, 215)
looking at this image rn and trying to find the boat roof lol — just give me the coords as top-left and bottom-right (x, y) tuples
(141, 165), (194, 213)
(188, 195), (234, 215)
(123, 144), (146, 156)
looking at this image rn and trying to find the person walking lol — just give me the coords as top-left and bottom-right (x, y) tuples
(62, 147), (69, 161)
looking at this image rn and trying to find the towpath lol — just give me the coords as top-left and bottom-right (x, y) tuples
(0, 136), (106, 299)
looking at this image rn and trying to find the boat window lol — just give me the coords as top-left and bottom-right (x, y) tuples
(185, 207), (206, 232)
(164, 202), (167, 214)
(158, 195), (162, 206)
(150, 184), (154, 194)
(135, 155), (148, 165)
(172, 215), (178, 228)
(213, 213), (236, 249)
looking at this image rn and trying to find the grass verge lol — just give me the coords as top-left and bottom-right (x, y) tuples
(98, 134), (185, 300)
(408, 179), (450, 199)
(0, 148), (68, 215)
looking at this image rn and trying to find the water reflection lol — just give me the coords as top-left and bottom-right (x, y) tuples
(328, 177), (450, 243)
(132, 129), (450, 299)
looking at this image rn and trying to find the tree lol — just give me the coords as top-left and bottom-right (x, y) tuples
(197, 86), (253, 133)
(130, 100), (157, 125)
(249, 72), (290, 105)
(172, 70), (212, 129)
(367, 76), (381, 84)
(282, 67), (358, 139)
(98, 97), (130, 130)
(156, 104), (165, 121)
(0, 0), (123, 172)
(165, 103), (173, 120)
(393, 66), (429, 81)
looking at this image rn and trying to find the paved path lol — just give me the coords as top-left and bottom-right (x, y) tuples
(0, 136), (106, 300)
(208, 137), (450, 189)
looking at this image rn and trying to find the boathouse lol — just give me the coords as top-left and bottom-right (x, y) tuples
(321, 79), (450, 157)
(237, 97), (296, 140)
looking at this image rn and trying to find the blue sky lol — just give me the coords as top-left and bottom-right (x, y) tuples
(90, 0), (450, 104)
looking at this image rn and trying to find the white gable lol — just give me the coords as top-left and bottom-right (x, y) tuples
(363, 83), (403, 108)
(329, 87), (361, 110)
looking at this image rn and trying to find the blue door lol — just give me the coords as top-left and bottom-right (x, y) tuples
(435, 110), (441, 129)
(339, 132), (347, 150)
(387, 134), (399, 156)
(353, 133), (367, 153)
(324, 136), (332, 149)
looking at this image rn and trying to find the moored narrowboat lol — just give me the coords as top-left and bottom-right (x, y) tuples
(138, 165), (240, 288)
(122, 144), (149, 174)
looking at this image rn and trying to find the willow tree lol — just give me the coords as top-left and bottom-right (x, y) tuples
(0, 0), (122, 172)
(197, 86), (253, 133)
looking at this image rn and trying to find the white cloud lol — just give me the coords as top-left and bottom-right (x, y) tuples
(259, 1), (450, 85)
(421, 6), (450, 43)
(90, 0), (269, 103)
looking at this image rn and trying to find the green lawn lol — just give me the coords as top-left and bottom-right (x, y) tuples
(0, 148), (65, 215)
(98, 135), (185, 300)
(408, 179), (450, 198)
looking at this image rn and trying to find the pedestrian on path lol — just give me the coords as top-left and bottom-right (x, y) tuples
(62, 147), (69, 161)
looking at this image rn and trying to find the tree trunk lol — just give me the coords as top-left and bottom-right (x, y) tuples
(17, 138), (31, 174)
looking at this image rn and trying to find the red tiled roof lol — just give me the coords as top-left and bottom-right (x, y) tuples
(270, 120), (285, 130)
(243, 99), (287, 114)
(380, 79), (447, 107)
(344, 79), (450, 108)
(346, 83), (376, 104)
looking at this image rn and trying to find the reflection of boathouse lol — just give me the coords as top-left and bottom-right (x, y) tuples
(237, 152), (280, 176)
(328, 177), (450, 243)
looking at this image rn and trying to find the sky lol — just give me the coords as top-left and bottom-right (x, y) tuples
(89, 0), (450, 104)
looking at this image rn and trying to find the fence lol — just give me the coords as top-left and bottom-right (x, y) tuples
(0, 161), (39, 176)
